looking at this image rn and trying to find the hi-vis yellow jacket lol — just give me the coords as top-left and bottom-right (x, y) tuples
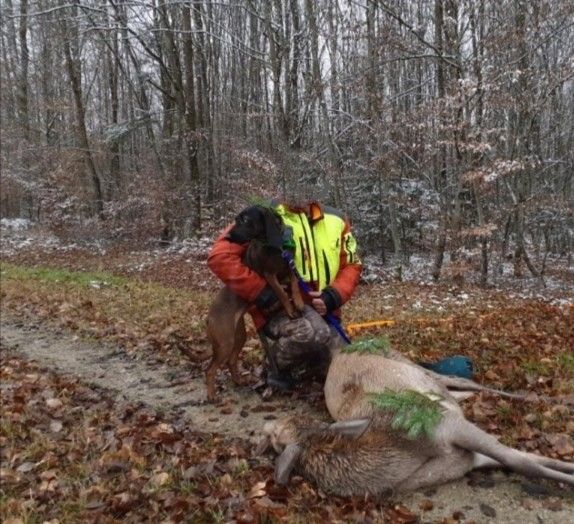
(208, 202), (362, 329)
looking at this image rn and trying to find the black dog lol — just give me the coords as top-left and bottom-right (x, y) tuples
(204, 206), (304, 401)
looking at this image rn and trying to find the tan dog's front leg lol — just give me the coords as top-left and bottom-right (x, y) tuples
(290, 273), (305, 312)
(265, 272), (297, 318)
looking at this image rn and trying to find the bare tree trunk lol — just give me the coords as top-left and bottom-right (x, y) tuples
(108, 17), (121, 196)
(182, 1), (201, 232)
(18, 0), (30, 141)
(192, 1), (214, 202)
(470, 0), (489, 286)
(432, 0), (447, 281)
(61, 0), (104, 218)
(305, 0), (344, 209)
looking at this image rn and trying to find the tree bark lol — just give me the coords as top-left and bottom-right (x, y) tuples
(61, 0), (104, 218)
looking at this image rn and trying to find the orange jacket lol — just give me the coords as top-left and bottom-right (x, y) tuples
(208, 203), (362, 329)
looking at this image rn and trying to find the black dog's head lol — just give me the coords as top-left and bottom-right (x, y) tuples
(226, 206), (284, 249)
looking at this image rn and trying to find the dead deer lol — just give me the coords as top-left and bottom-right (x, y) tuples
(257, 348), (574, 495)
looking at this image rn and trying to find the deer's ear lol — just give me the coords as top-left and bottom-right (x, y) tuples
(275, 443), (302, 485)
(328, 419), (370, 439)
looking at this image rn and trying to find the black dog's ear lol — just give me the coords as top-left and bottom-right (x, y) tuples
(260, 207), (283, 249)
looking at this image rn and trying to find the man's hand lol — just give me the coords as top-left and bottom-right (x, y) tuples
(308, 291), (327, 316)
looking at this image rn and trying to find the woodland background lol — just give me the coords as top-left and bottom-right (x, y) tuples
(2, 3), (574, 522)
(1, 0), (573, 281)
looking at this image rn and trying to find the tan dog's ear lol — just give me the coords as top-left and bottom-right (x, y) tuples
(275, 443), (302, 485)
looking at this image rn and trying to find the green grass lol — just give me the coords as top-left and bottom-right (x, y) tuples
(0, 262), (127, 288)
(521, 359), (552, 376)
(0, 262), (213, 356)
(557, 353), (574, 376)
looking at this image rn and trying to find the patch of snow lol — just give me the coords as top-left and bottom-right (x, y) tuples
(1, 218), (32, 230)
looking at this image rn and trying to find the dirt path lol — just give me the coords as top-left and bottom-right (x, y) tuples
(0, 315), (323, 440)
(1, 316), (572, 523)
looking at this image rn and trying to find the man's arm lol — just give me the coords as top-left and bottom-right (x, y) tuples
(320, 224), (362, 313)
(207, 227), (279, 309)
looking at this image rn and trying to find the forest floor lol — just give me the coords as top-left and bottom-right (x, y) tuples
(1, 222), (573, 523)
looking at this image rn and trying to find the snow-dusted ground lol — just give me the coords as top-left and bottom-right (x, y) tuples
(362, 253), (573, 308)
(1, 219), (572, 307)
(1, 219), (77, 254)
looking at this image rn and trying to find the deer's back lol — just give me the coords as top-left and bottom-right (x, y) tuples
(325, 353), (463, 421)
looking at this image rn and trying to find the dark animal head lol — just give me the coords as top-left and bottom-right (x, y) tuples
(226, 206), (284, 249)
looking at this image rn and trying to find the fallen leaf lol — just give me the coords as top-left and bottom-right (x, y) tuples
(386, 504), (418, 523)
(546, 433), (574, 457)
(254, 496), (284, 510)
(40, 469), (57, 481)
(479, 503), (496, 518)
(150, 472), (170, 486)
(419, 499), (434, 511)
(45, 398), (62, 409)
(220, 473), (233, 486)
(50, 420), (63, 433)
(484, 370), (500, 382)
(85, 500), (106, 510)
(182, 466), (199, 480)
(248, 481), (267, 498)
(541, 499), (563, 512)
(16, 462), (35, 473)
(234, 510), (256, 523)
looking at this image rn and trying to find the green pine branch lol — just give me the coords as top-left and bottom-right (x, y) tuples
(367, 390), (444, 439)
(341, 336), (391, 356)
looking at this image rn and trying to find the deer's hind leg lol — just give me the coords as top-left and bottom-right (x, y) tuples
(439, 413), (574, 486)
(397, 449), (475, 491)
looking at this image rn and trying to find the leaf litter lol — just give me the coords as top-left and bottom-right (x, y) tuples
(1, 243), (573, 522)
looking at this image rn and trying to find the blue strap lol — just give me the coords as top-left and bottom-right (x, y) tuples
(281, 251), (352, 345)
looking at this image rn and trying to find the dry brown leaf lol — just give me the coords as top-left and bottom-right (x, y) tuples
(150, 471), (171, 487)
(50, 420), (63, 433)
(419, 499), (434, 511)
(45, 398), (63, 409)
(248, 481), (267, 498)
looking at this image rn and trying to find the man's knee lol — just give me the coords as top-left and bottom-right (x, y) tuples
(303, 307), (332, 346)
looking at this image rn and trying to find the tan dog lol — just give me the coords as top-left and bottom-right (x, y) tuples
(205, 207), (304, 402)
